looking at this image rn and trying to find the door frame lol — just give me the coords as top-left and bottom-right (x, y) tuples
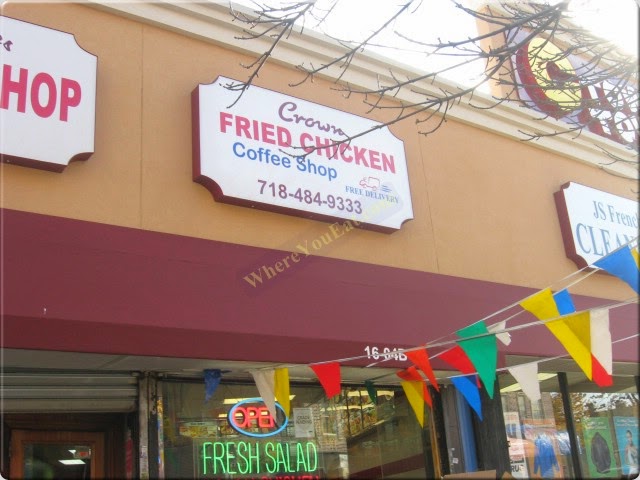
(2, 413), (129, 479)
(10, 429), (105, 479)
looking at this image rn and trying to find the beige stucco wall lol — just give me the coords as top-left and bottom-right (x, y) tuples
(1, 2), (637, 301)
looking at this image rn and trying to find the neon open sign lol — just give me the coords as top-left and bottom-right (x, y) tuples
(228, 398), (288, 438)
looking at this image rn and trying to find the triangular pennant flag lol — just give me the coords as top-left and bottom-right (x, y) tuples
(439, 346), (481, 387)
(507, 363), (541, 403)
(594, 246), (639, 293)
(520, 288), (560, 320)
(488, 320), (511, 346)
(250, 369), (277, 420)
(310, 362), (342, 398)
(397, 366), (424, 382)
(547, 311), (593, 379)
(364, 380), (377, 404)
(450, 375), (482, 420)
(274, 368), (290, 417)
(400, 380), (425, 427)
(590, 309), (613, 387)
(592, 356), (614, 387)
(405, 347), (440, 391)
(439, 345), (476, 375)
(422, 382), (433, 408)
(204, 369), (222, 403)
(457, 321), (497, 399)
(521, 288), (593, 380)
(553, 289), (576, 315)
(397, 367), (432, 407)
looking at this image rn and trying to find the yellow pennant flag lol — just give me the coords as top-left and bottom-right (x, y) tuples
(400, 380), (425, 427)
(548, 311), (592, 379)
(631, 246), (639, 268)
(521, 288), (592, 379)
(520, 288), (560, 320)
(274, 368), (290, 417)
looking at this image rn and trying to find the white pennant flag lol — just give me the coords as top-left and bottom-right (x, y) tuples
(590, 308), (612, 375)
(488, 320), (512, 346)
(507, 363), (541, 403)
(250, 369), (277, 420)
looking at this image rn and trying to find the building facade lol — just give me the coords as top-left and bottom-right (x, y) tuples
(1, 2), (638, 479)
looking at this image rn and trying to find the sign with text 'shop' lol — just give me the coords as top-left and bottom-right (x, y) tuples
(192, 76), (414, 232)
(0, 16), (97, 171)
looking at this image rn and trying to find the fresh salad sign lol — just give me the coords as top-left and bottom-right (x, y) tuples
(192, 76), (413, 231)
(0, 16), (97, 171)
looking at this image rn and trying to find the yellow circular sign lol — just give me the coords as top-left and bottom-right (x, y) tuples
(526, 37), (582, 112)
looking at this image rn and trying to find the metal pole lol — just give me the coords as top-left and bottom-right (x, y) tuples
(138, 374), (150, 480)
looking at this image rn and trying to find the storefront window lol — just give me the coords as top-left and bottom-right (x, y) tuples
(567, 372), (639, 479)
(500, 372), (574, 479)
(161, 381), (432, 479)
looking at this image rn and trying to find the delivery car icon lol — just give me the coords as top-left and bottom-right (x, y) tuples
(360, 176), (380, 191)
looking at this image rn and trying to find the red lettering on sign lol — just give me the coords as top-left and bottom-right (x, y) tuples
(232, 406), (275, 429)
(0, 64), (82, 122)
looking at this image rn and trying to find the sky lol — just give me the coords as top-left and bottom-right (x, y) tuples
(233, 0), (639, 86)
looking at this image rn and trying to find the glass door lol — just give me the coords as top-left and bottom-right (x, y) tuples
(10, 430), (104, 479)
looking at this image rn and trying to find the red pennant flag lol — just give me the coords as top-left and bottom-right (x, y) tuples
(439, 346), (475, 374)
(310, 362), (341, 398)
(591, 355), (613, 387)
(397, 366), (423, 382)
(405, 347), (440, 392)
(397, 367), (432, 408)
(439, 346), (481, 387)
(422, 382), (432, 408)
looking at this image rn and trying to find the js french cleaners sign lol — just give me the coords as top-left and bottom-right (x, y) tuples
(0, 16), (97, 171)
(555, 182), (638, 268)
(192, 76), (413, 231)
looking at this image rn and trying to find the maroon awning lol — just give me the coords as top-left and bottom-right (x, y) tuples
(2, 208), (638, 366)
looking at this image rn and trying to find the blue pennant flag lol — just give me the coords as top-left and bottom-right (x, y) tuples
(553, 289), (576, 315)
(204, 369), (222, 403)
(594, 247), (639, 294)
(451, 375), (482, 420)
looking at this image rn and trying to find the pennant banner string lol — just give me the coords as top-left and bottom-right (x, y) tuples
(295, 298), (637, 369)
(361, 298), (634, 369)
(384, 238), (636, 350)
(243, 238), (638, 391)
(307, 238), (638, 369)
(262, 299), (635, 384)
(425, 298), (635, 358)
(370, 333), (638, 384)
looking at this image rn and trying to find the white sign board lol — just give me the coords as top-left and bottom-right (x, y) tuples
(293, 408), (315, 438)
(193, 76), (413, 231)
(555, 182), (638, 268)
(0, 16), (97, 171)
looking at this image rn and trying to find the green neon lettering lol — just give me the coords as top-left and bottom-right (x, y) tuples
(237, 441), (249, 475)
(265, 442), (277, 473)
(306, 442), (318, 471)
(202, 442), (213, 475)
(225, 441), (237, 474)
(275, 442), (289, 472)
(296, 442), (308, 471)
(212, 442), (226, 474)
(248, 441), (260, 472)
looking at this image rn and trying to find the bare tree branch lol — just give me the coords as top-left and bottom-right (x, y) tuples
(227, 0), (639, 172)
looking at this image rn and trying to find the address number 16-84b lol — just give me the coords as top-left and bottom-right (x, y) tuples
(364, 346), (407, 361)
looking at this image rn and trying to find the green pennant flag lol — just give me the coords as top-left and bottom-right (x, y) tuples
(364, 380), (377, 404)
(457, 321), (497, 398)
